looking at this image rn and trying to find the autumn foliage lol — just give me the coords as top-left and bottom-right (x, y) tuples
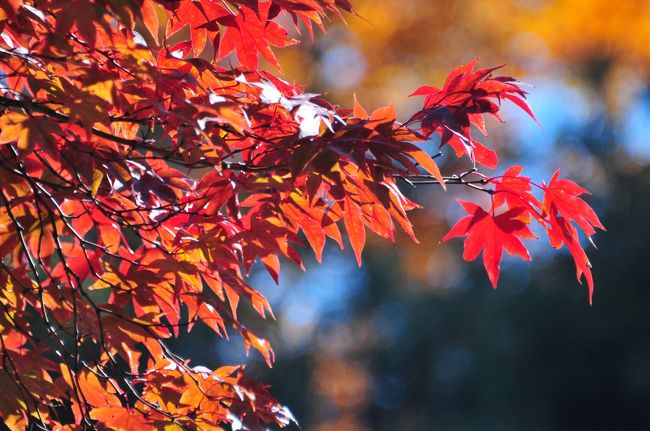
(0, 1), (603, 430)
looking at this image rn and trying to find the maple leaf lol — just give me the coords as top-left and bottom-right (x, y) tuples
(542, 170), (605, 302)
(166, 0), (227, 56)
(217, 1), (298, 69)
(543, 170), (605, 238)
(491, 165), (542, 222)
(443, 200), (537, 288)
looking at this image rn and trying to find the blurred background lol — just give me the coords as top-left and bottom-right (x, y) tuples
(178, 1), (650, 429)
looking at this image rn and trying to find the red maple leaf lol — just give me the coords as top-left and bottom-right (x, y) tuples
(217, 1), (298, 69)
(491, 166), (542, 222)
(443, 200), (537, 288)
(166, 0), (227, 56)
(543, 170), (605, 237)
(542, 170), (605, 302)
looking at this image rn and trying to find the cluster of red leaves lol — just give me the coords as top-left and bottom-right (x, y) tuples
(0, 0), (602, 430)
(442, 167), (604, 297)
(408, 59), (537, 168)
(407, 62), (604, 300)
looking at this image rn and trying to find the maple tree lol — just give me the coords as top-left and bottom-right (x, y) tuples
(0, 1), (604, 430)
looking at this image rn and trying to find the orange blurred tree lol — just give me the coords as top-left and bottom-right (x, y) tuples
(0, 1), (603, 429)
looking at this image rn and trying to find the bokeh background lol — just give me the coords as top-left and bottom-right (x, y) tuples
(176, 1), (650, 429)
